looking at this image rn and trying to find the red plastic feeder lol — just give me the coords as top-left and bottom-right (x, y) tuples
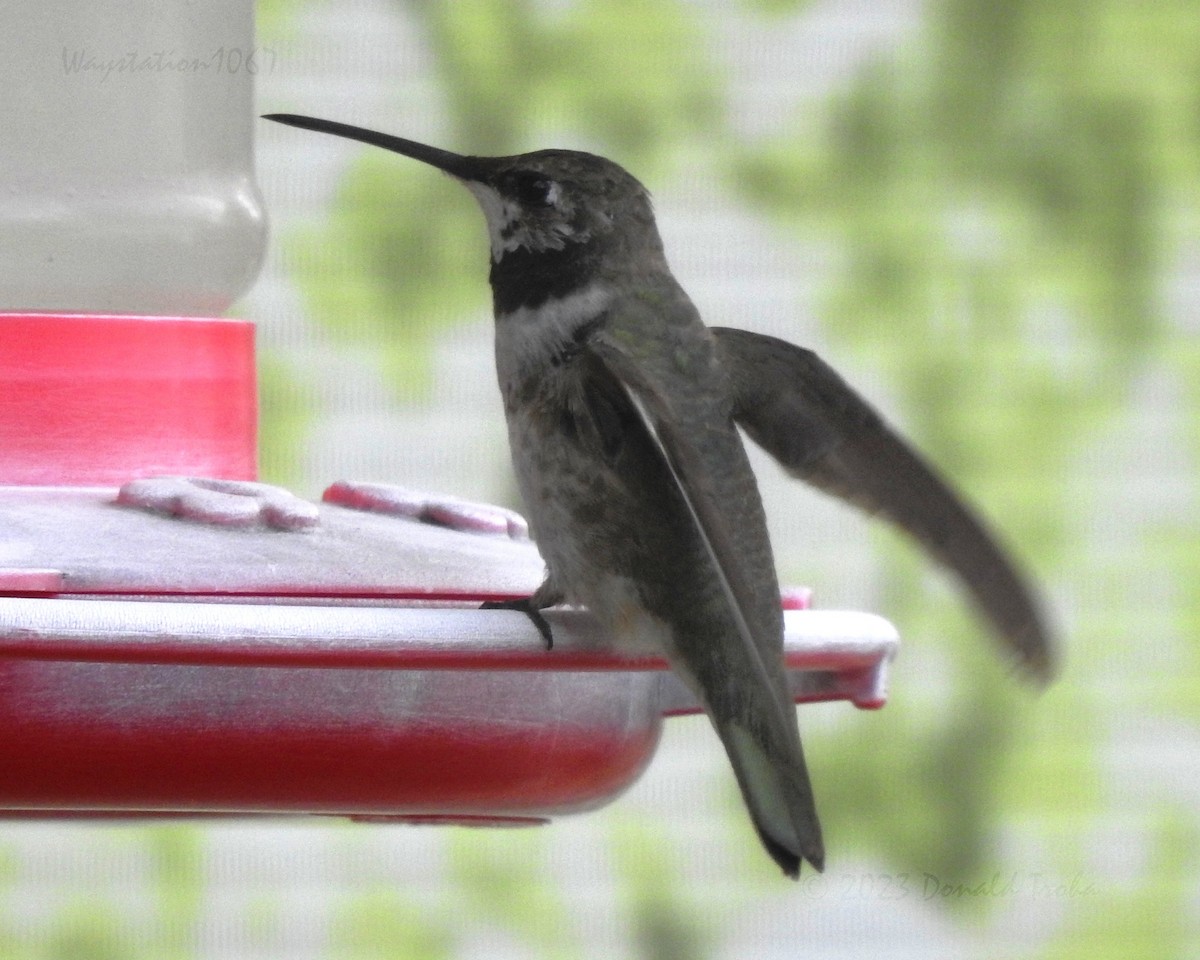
(0, 310), (897, 825)
(1, 313), (256, 485)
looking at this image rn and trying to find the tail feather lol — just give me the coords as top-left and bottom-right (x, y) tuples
(711, 700), (824, 877)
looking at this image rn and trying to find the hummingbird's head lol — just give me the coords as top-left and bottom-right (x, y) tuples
(264, 114), (665, 298)
(458, 150), (655, 263)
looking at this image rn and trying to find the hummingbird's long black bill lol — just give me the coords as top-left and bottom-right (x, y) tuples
(262, 113), (484, 181)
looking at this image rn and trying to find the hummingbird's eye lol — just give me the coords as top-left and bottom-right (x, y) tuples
(513, 172), (557, 207)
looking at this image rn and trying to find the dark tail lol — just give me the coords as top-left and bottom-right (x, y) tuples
(706, 685), (825, 877)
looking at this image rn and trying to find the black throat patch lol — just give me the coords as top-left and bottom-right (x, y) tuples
(489, 241), (599, 314)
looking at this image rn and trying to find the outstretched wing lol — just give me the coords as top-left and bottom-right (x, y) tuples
(713, 326), (1056, 682)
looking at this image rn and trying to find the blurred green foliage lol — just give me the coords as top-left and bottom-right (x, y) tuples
(609, 819), (713, 960)
(329, 888), (455, 960)
(444, 829), (577, 960)
(41, 900), (127, 960)
(729, 8), (1200, 954)
(257, 352), (316, 486)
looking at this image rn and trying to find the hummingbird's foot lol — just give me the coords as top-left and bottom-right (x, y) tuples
(481, 597), (556, 649)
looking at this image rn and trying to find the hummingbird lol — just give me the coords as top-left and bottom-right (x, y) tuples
(264, 113), (1056, 878)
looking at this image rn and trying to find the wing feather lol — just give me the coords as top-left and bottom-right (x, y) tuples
(583, 335), (775, 692)
(714, 326), (1056, 681)
(582, 328), (824, 874)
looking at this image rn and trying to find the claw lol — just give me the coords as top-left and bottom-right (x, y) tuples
(481, 598), (555, 649)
